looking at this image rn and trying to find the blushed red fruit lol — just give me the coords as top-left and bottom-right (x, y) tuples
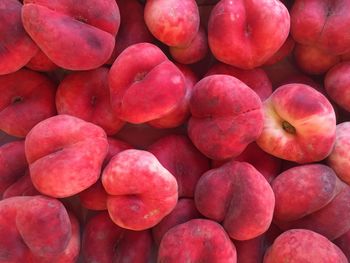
(263, 229), (348, 263)
(0, 141), (27, 198)
(0, 196), (80, 262)
(256, 84), (336, 163)
(0, 69), (56, 138)
(102, 149), (178, 230)
(327, 122), (350, 185)
(188, 74), (264, 160)
(152, 198), (201, 245)
(79, 137), (132, 211)
(22, 0), (120, 70)
(169, 26), (208, 64)
(325, 62), (350, 112)
(195, 161), (275, 240)
(82, 212), (152, 263)
(272, 164), (341, 222)
(294, 44), (340, 75)
(25, 115), (108, 198)
(56, 67), (125, 135)
(148, 64), (198, 129)
(2, 172), (39, 199)
(0, 0), (38, 75)
(234, 235), (264, 263)
(272, 164), (350, 240)
(290, 0), (350, 55)
(264, 35), (295, 66)
(158, 219), (237, 263)
(109, 43), (186, 124)
(144, 0), (200, 47)
(205, 62), (273, 101)
(148, 135), (210, 198)
(208, 0), (290, 69)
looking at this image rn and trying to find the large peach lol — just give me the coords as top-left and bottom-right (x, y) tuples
(290, 0), (350, 55)
(0, 69), (56, 138)
(188, 74), (264, 160)
(264, 229), (348, 263)
(56, 67), (125, 135)
(0, 0), (38, 75)
(109, 43), (186, 124)
(327, 122), (350, 185)
(256, 84), (336, 163)
(148, 135), (210, 198)
(208, 0), (290, 69)
(22, 0), (120, 70)
(144, 0), (200, 47)
(25, 115), (108, 198)
(102, 149), (178, 230)
(158, 219), (237, 263)
(195, 161), (275, 240)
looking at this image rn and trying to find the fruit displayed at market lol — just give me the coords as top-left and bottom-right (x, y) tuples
(1, 0), (350, 261)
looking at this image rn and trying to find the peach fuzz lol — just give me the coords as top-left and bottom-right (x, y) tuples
(109, 43), (186, 124)
(263, 229), (348, 263)
(152, 198), (201, 246)
(56, 67), (125, 135)
(148, 134), (210, 198)
(22, 0), (120, 70)
(290, 0), (350, 55)
(264, 35), (295, 66)
(0, 141), (27, 198)
(208, 0), (290, 69)
(294, 44), (340, 75)
(205, 62), (273, 101)
(169, 26), (208, 64)
(148, 64), (198, 129)
(195, 161), (275, 240)
(79, 137), (132, 211)
(0, 69), (56, 138)
(82, 212), (152, 263)
(325, 62), (350, 112)
(25, 115), (108, 198)
(256, 84), (336, 163)
(327, 122), (350, 185)
(0, 195), (80, 262)
(144, 0), (200, 47)
(188, 74), (264, 160)
(2, 172), (39, 199)
(102, 149), (178, 230)
(158, 219), (237, 263)
(0, 0), (38, 75)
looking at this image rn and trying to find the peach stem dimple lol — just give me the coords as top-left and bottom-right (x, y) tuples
(282, 120), (296, 134)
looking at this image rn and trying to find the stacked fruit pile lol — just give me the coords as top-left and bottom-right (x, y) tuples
(1, 0), (350, 262)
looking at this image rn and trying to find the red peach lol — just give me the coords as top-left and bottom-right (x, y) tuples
(264, 35), (295, 66)
(188, 74), (264, 160)
(2, 171), (39, 199)
(26, 50), (58, 72)
(102, 149), (178, 230)
(158, 219), (237, 263)
(25, 115), (109, 198)
(56, 67), (125, 135)
(0, 69), (56, 138)
(208, 0), (290, 69)
(256, 84), (336, 163)
(334, 230), (350, 261)
(144, 0), (200, 47)
(263, 229), (348, 263)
